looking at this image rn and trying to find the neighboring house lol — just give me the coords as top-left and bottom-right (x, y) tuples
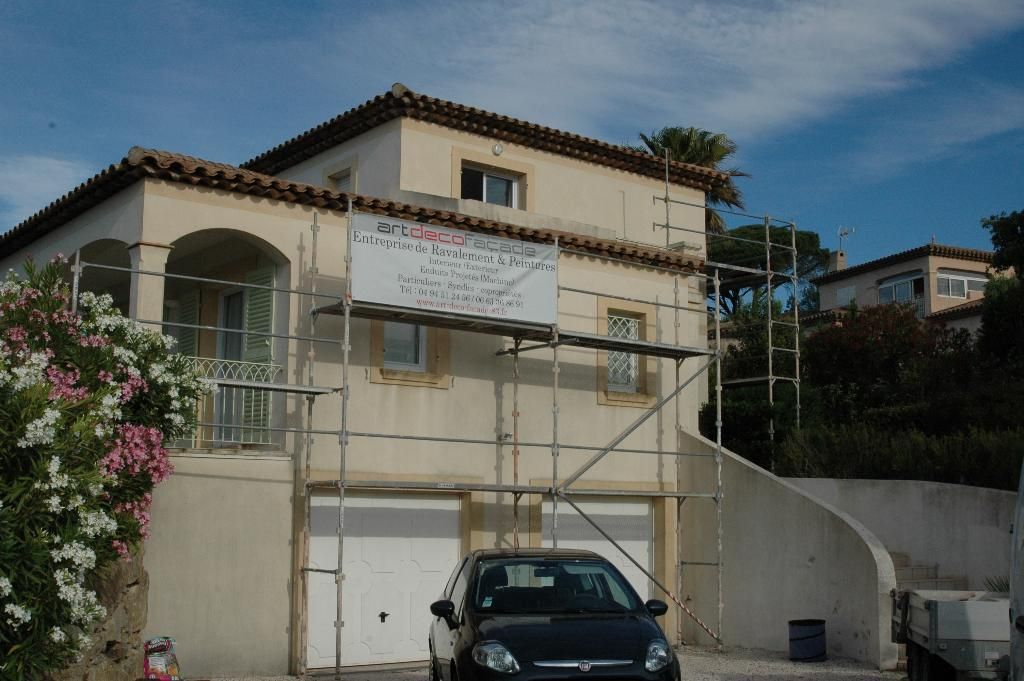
(811, 243), (996, 333)
(0, 84), (725, 675)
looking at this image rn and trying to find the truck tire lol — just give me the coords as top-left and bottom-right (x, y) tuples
(907, 642), (925, 681)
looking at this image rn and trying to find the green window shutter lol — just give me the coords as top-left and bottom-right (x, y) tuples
(243, 266), (275, 364)
(242, 266), (276, 442)
(176, 290), (200, 357)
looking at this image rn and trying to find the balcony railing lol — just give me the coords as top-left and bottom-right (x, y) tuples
(179, 357), (283, 448)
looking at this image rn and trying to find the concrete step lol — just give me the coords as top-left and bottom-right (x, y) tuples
(898, 576), (969, 591)
(890, 551), (911, 568)
(895, 565), (938, 582)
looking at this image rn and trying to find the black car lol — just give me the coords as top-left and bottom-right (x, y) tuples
(429, 548), (680, 681)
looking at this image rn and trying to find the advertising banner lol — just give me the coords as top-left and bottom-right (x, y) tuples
(350, 213), (558, 324)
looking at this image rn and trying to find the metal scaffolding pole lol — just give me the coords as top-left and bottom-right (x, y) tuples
(334, 201), (354, 680)
(714, 267), (724, 648)
(550, 237), (561, 547)
(764, 216), (775, 463)
(299, 213), (320, 676)
(512, 338), (522, 549)
(790, 222), (802, 430)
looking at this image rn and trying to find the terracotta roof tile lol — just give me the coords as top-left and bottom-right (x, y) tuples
(813, 243), (993, 285)
(926, 298), (985, 321)
(0, 147), (703, 273)
(241, 83), (728, 193)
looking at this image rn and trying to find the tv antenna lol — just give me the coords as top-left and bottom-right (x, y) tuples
(837, 226), (855, 252)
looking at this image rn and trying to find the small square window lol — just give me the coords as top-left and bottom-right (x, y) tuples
(383, 322), (426, 371)
(329, 168), (352, 193)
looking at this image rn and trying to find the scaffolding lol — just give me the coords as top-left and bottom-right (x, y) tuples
(69, 180), (800, 679)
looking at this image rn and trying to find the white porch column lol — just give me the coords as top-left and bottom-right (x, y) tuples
(127, 242), (173, 324)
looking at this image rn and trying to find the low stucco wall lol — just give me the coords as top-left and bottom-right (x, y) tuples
(679, 433), (898, 669)
(145, 454), (295, 676)
(787, 478), (1015, 588)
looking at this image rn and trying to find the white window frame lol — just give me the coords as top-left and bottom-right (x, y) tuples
(937, 274), (986, 299)
(462, 164), (519, 209)
(382, 322), (428, 372)
(878, 277), (921, 305)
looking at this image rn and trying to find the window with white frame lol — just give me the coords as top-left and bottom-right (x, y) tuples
(937, 272), (987, 298)
(607, 313), (640, 393)
(382, 322), (426, 371)
(461, 165), (518, 208)
(878, 276), (924, 305)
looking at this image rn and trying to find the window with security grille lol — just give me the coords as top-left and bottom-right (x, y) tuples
(607, 313), (640, 392)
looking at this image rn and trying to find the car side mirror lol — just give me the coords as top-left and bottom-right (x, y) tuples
(645, 599), (668, 617)
(430, 599), (457, 628)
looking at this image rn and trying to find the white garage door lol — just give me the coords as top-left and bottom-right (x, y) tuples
(541, 497), (654, 600)
(307, 492), (462, 668)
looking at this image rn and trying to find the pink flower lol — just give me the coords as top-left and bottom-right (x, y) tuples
(78, 335), (108, 348)
(46, 366), (89, 402)
(115, 493), (154, 540)
(100, 425), (173, 484)
(111, 539), (131, 561)
(97, 370), (114, 383)
(118, 370), (149, 403)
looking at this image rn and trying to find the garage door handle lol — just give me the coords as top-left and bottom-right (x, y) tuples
(379, 611), (390, 623)
(1015, 615), (1024, 634)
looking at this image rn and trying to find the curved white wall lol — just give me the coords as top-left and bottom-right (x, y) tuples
(787, 478), (1015, 589)
(678, 433), (898, 669)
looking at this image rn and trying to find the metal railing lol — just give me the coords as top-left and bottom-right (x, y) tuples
(181, 357), (284, 447)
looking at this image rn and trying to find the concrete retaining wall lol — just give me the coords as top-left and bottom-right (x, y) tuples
(679, 433), (898, 669)
(787, 478), (1015, 588)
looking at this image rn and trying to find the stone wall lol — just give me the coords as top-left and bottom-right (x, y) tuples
(48, 547), (148, 681)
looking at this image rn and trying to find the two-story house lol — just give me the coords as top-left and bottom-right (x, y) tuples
(813, 243), (996, 333)
(0, 84), (725, 675)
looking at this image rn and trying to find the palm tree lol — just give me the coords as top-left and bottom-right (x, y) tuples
(632, 127), (747, 234)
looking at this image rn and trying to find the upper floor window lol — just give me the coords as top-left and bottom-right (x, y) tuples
(382, 321), (426, 372)
(461, 165), (518, 208)
(329, 168), (353, 193)
(937, 273), (986, 298)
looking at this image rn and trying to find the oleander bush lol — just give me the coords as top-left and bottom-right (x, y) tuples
(0, 258), (208, 680)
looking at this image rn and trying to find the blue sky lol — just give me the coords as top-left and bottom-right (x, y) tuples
(1, 0), (1022, 268)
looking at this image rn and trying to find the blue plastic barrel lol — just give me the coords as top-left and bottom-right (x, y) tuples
(788, 619), (827, 662)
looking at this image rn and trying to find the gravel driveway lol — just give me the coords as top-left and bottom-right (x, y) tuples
(207, 646), (905, 681)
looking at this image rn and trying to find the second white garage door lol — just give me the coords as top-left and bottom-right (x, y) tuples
(306, 492), (462, 669)
(541, 497), (654, 599)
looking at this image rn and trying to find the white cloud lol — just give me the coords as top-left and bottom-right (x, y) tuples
(312, 0), (1024, 143)
(0, 156), (95, 228)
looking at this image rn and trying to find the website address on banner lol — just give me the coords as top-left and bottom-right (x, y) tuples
(417, 298), (508, 317)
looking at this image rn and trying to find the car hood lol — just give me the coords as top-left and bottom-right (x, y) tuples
(473, 612), (661, 662)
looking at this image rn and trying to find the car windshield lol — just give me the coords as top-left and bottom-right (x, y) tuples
(472, 558), (643, 614)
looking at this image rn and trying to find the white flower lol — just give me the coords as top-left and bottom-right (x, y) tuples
(54, 569), (105, 625)
(78, 509), (117, 538)
(51, 541), (97, 570)
(0, 576), (11, 598)
(18, 408), (61, 448)
(87, 482), (103, 497)
(4, 603), (31, 628)
(50, 627), (67, 643)
(46, 495), (62, 513)
(11, 352), (50, 391)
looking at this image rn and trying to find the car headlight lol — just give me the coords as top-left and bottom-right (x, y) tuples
(473, 641), (521, 674)
(645, 639), (672, 672)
